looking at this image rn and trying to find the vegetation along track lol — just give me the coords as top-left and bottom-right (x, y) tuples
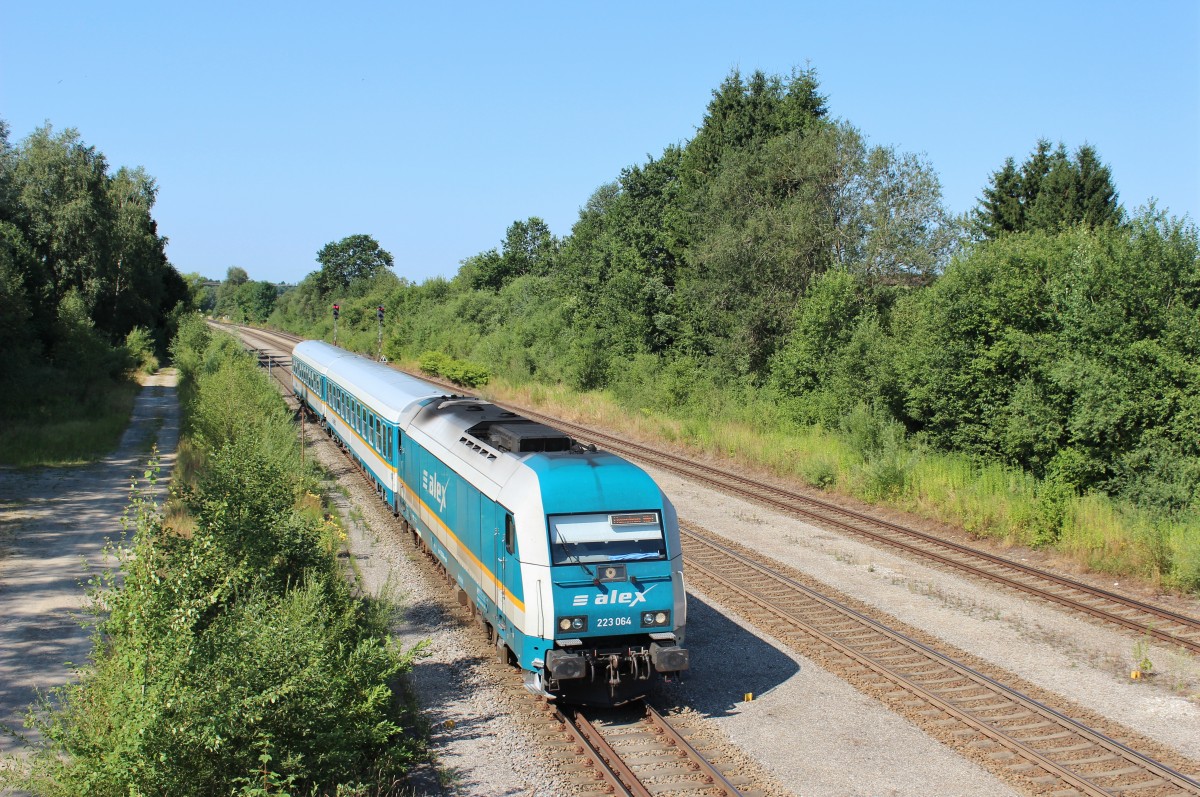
(519, 409), (1200, 657)
(683, 527), (1200, 796)
(227, 323), (1200, 656)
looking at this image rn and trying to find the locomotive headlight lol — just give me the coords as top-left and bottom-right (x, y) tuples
(641, 610), (671, 628)
(557, 616), (588, 633)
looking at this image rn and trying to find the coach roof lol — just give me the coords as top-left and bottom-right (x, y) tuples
(294, 340), (444, 424)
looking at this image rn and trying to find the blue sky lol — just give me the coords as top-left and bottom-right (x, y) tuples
(3, 1), (1197, 285)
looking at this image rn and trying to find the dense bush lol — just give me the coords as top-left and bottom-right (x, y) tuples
(418, 350), (490, 388)
(892, 214), (1199, 511)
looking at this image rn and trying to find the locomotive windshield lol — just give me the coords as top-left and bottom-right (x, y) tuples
(548, 512), (666, 565)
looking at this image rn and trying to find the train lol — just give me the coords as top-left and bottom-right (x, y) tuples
(291, 340), (688, 705)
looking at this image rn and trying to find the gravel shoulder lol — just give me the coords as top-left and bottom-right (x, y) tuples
(307, 411), (1024, 795)
(0, 371), (180, 765)
(648, 463), (1200, 781)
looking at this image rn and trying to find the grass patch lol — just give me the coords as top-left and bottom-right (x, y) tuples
(0, 377), (139, 467)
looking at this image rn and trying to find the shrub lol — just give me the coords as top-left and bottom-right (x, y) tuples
(124, 326), (159, 373)
(419, 350), (489, 388)
(418, 350), (452, 377)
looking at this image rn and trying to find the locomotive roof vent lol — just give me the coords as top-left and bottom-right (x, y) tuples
(459, 436), (499, 460)
(487, 422), (573, 453)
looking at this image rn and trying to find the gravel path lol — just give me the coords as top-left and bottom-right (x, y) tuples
(0, 371), (179, 779)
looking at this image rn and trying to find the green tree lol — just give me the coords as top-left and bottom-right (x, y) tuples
(95, 167), (178, 340)
(681, 67), (828, 192)
(315, 234), (393, 295)
(6, 125), (112, 343)
(857, 145), (957, 284)
(183, 272), (218, 313)
(3, 122), (185, 350)
(238, 280), (279, 322)
(466, 217), (559, 291)
(0, 221), (37, 373)
(973, 140), (1122, 239)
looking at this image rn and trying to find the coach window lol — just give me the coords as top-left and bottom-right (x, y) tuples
(504, 513), (516, 555)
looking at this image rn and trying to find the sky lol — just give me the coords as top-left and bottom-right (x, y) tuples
(2, 1), (1197, 286)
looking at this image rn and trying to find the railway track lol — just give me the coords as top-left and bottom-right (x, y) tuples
(682, 527), (1200, 797)
(217, 324), (757, 796)
(223, 323), (1200, 657)
(515, 409), (1200, 657)
(536, 702), (752, 797)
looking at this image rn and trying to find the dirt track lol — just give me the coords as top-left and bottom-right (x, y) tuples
(0, 371), (179, 764)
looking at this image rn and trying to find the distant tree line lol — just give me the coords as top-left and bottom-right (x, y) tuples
(0, 121), (189, 394)
(268, 68), (1197, 521)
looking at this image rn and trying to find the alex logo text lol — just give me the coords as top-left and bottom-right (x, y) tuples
(422, 469), (449, 513)
(573, 591), (647, 607)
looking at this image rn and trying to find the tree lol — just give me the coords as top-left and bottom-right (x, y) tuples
(94, 167), (173, 339)
(857, 145), (957, 284)
(2, 122), (185, 354)
(6, 125), (113, 343)
(973, 140), (1122, 239)
(0, 221), (36, 377)
(466, 218), (558, 291)
(681, 67), (828, 193)
(183, 272), (218, 313)
(214, 269), (278, 322)
(315, 234), (393, 295)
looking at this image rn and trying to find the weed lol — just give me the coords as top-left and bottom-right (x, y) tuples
(1132, 635), (1154, 676)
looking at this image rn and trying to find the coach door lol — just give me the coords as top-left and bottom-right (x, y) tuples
(494, 511), (516, 630)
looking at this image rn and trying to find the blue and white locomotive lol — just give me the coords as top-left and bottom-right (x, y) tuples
(291, 340), (688, 705)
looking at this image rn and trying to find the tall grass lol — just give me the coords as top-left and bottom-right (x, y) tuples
(480, 372), (1200, 595)
(0, 376), (139, 467)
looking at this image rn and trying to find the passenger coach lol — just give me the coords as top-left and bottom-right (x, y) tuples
(291, 340), (688, 705)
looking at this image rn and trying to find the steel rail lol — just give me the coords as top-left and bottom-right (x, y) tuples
(517, 408), (1200, 656)
(642, 703), (746, 796)
(683, 527), (1200, 796)
(558, 707), (646, 797)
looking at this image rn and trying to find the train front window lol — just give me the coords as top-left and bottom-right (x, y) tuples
(548, 512), (665, 565)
